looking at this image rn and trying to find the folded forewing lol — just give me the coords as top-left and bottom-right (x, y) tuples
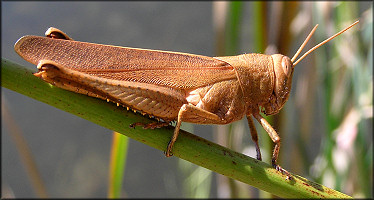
(15, 36), (237, 89)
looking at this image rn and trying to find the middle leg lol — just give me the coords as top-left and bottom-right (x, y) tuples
(247, 115), (262, 161)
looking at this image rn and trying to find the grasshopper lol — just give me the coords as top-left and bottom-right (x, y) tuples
(14, 21), (358, 179)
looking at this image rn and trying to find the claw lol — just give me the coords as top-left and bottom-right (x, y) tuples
(255, 143), (262, 161)
(129, 121), (169, 129)
(272, 160), (292, 180)
(129, 122), (143, 129)
(164, 140), (174, 157)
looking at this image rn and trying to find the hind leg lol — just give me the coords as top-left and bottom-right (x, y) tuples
(165, 103), (224, 157)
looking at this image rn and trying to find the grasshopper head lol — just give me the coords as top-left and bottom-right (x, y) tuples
(261, 20), (358, 115)
(263, 54), (294, 115)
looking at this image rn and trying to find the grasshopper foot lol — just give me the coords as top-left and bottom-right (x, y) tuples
(164, 139), (174, 157)
(272, 159), (292, 180)
(129, 121), (169, 129)
(254, 143), (262, 161)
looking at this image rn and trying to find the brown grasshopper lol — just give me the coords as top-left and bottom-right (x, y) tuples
(14, 21), (358, 179)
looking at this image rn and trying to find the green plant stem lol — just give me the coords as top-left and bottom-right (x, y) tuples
(1, 58), (352, 198)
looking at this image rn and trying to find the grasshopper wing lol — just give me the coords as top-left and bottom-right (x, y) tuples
(15, 36), (237, 90)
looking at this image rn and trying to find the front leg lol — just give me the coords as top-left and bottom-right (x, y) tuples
(252, 112), (292, 180)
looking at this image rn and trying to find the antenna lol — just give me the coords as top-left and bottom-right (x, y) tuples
(291, 24), (319, 63)
(292, 20), (359, 67)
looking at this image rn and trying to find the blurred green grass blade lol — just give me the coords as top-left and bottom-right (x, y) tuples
(225, 1), (243, 55)
(2, 98), (49, 198)
(359, 7), (373, 197)
(108, 132), (129, 198)
(252, 1), (267, 52)
(179, 159), (212, 198)
(311, 3), (336, 184)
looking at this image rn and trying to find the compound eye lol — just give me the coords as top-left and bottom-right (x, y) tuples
(281, 56), (292, 77)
